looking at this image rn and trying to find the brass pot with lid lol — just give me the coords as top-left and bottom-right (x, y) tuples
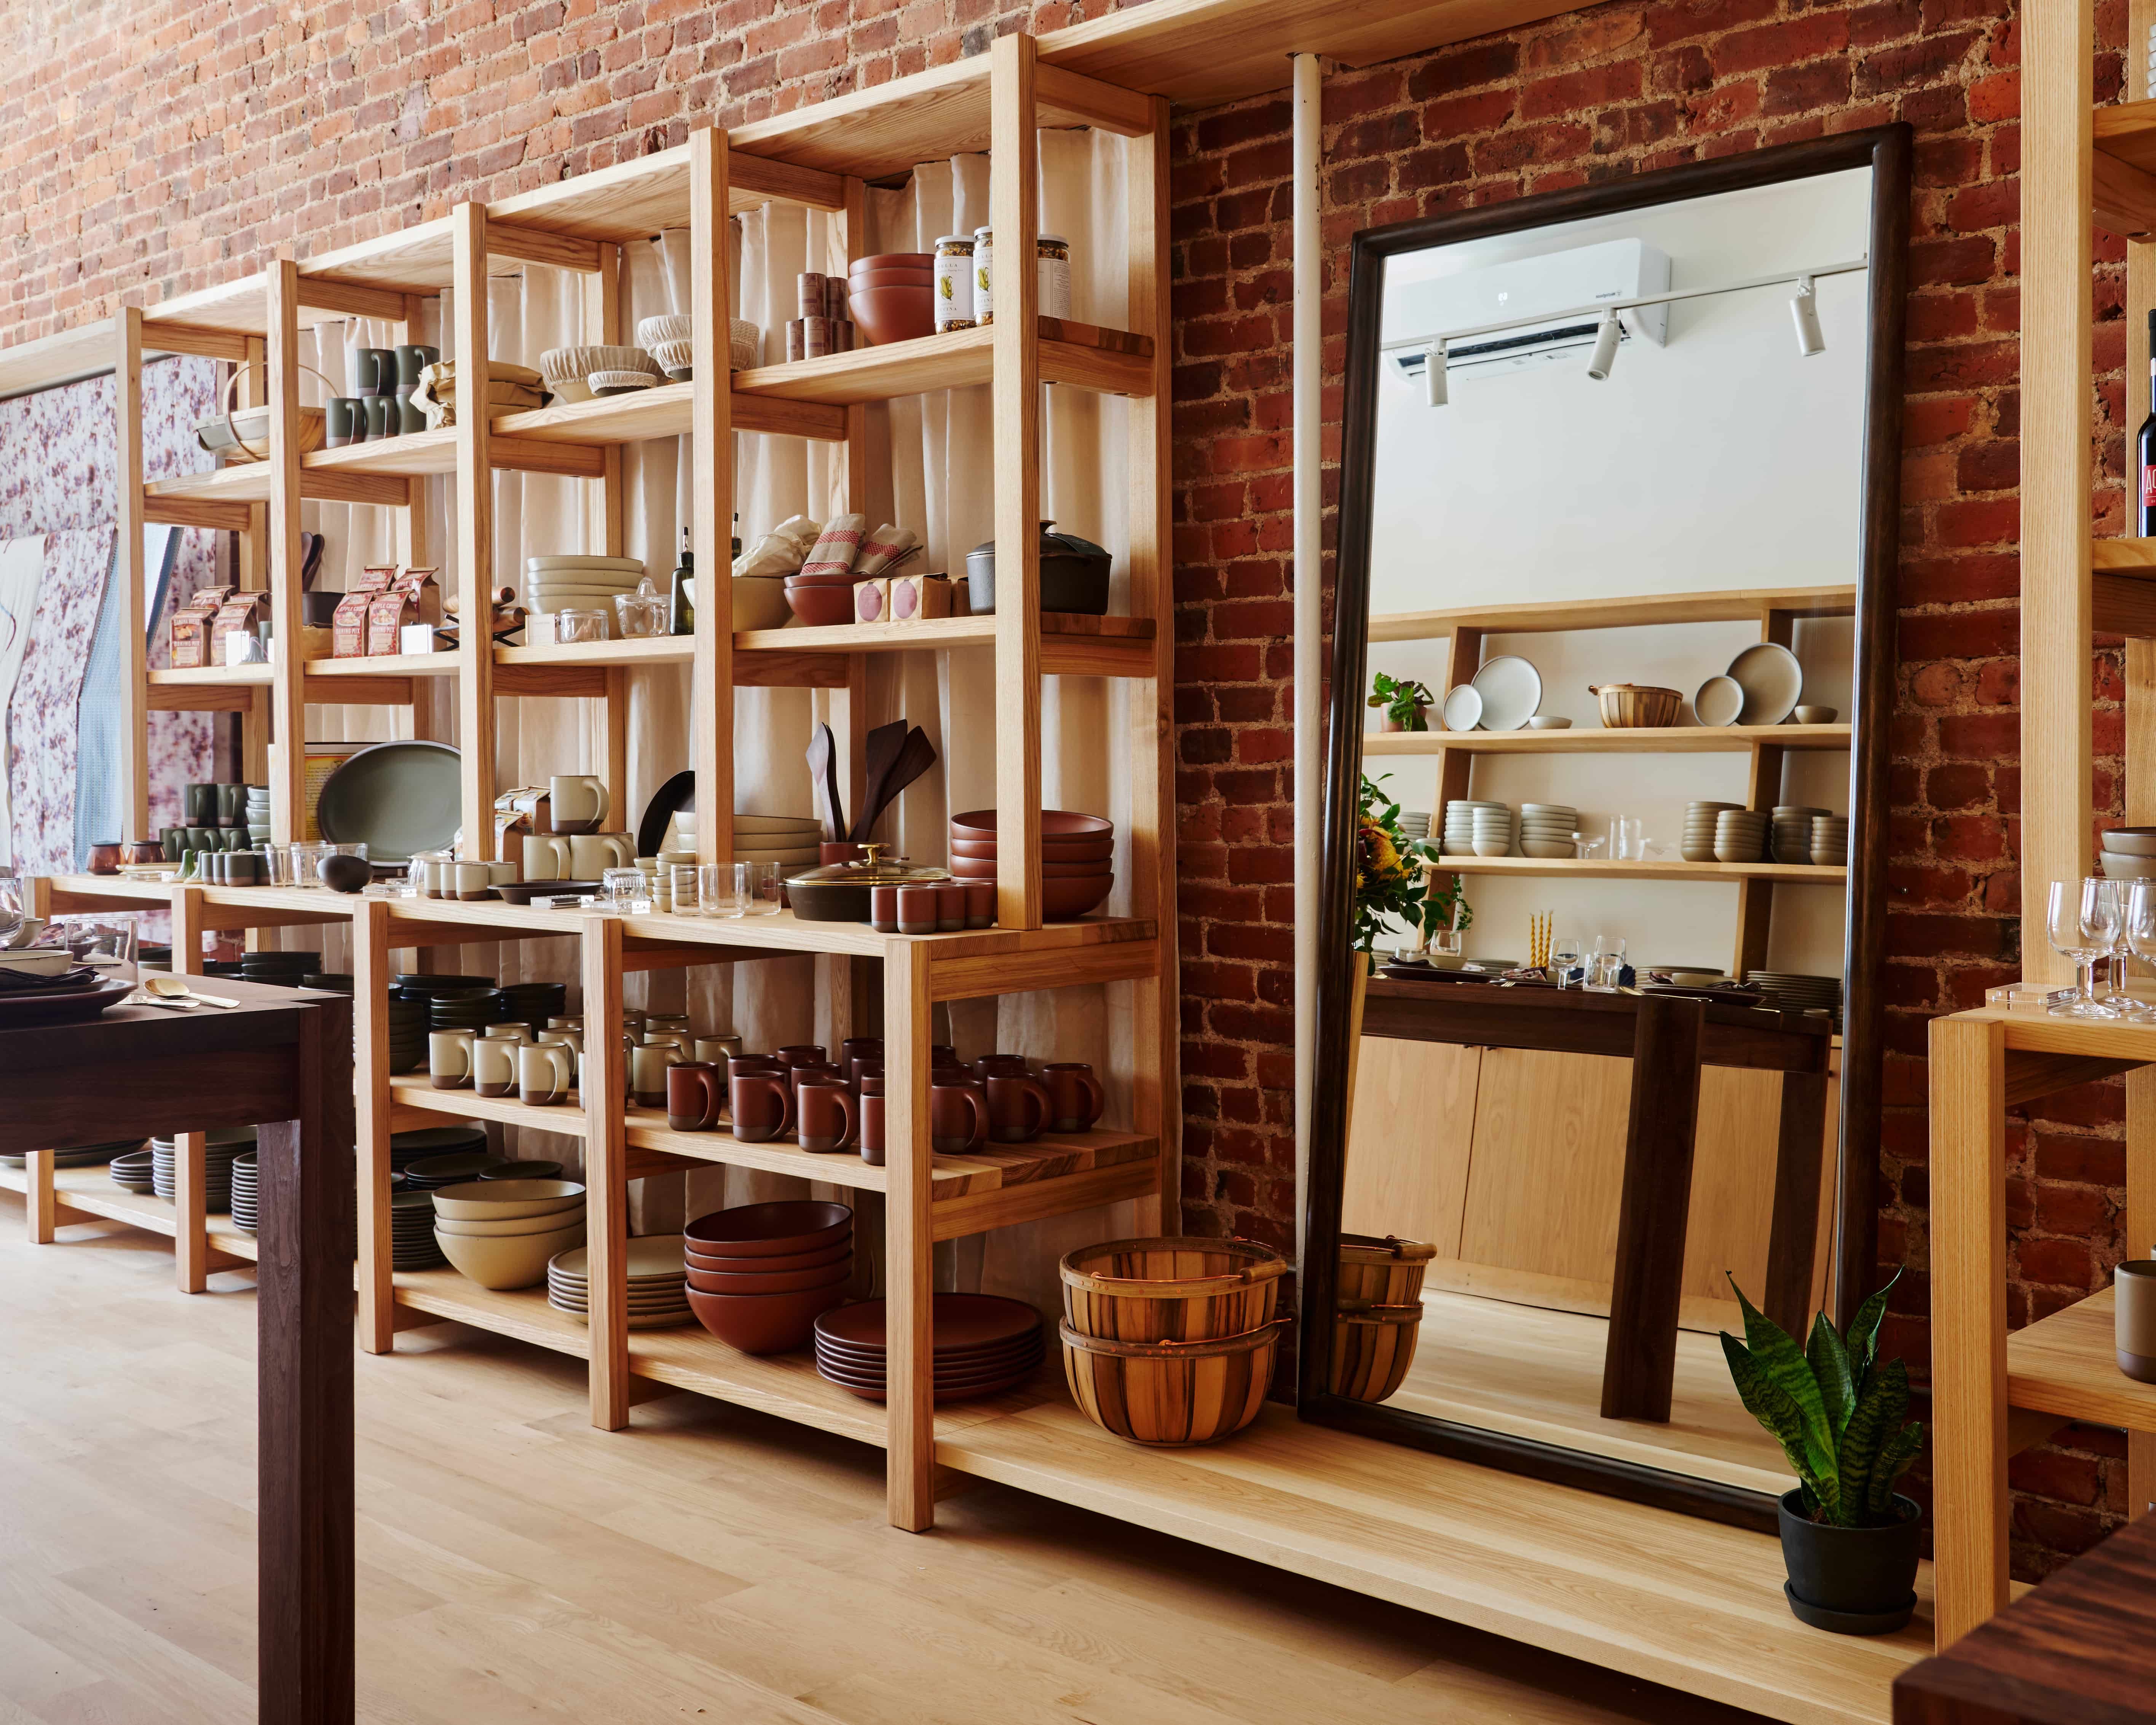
(785, 842), (951, 923)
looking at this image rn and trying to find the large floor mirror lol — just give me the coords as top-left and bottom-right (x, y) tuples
(1303, 129), (1909, 1529)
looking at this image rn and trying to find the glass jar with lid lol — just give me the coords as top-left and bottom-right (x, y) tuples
(934, 235), (976, 331)
(785, 842), (952, 925)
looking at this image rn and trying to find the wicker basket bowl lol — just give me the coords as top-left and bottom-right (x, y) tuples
(1588, 682), (1682, 728)
(1060, 1235), (1287, 1342)
(1060, 1317), (1286, 1445)
(1337, 1233), (1437, 1306)
(1328, 1301), (1424, 1404)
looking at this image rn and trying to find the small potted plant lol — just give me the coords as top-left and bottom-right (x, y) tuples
(1721, 1273), (1925, 1634)
(1367, 672), (1434, 733)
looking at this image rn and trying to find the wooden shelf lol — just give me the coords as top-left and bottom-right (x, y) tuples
(732, 319), (1155, 407)
(493, 636), (695, 671)
(2006, 1285), (2156, 1432)
(390, 1267), (590, 1357)
(734, 612), (1158, 677)
(1370, 584), (1858, 641)
(389, 1077), (588, 1136)
(493, 379), (846, 445)
(2095, 99), (2156, 236)
(0, 1162), (259, 1260)
(147, 663), (274, 688)
(1368, 724), (1851, 755)
(305, 652), (460, 680)
(1424, 855), (1848, 884)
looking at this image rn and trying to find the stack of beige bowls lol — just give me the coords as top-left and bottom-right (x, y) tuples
(1712, 808), (1771, 863)
(547, 1236), (691, 1328)
(1770, 805), (1830, 864)
(1517, 803), (1578, 859)
(2104, 827), (2156, 880)
(1810, 815), (1850, 866)
(1683, 801), (1741, 862)
(431, 1179), (586, 1291)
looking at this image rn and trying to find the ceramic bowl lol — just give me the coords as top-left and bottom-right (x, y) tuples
(950, 809), (1113, 842)
(849, 252), (934, 275)
(846, 266), (935, 290)
(685, 1236), (854, 1275)
(686, 1283), (851, 1353)
(948, 834), (1113, 862)
(2104, 855), (2156, 880)
(1040, 874), (1113, 919)
(1792, 705), (1838, 725)
(725, 577), (789, 631)
(948, 855), (1109, 879)
(434, 1210), (589, 1239)
(782, 572), (861, 587)
(436, 1219), (588, 1290)
(785, 585), (853, 626)
(1520, 841), (1576, 859)
(2103, 827), (2156, 856)
(1524, 716), (1572, 730)
(527, 554), (647, 573)
(734, 814), (824, 836)
(430, 1178), (587, 1220)
(686, 1199), (852, 1257)
(849, 284), (935, 346)
(686, 1259), (854, 1295)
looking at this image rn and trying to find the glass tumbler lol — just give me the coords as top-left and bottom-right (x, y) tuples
(737, 861), (782, 915)
(668, 864), (701, 915)
(700, 862), (742, 917)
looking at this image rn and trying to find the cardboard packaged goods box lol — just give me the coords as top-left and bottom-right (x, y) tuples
(168, 586), (236, 668)
(333, 566), (399, 658)
(210, 591), (271, 662)
(364, 567), (441, 656)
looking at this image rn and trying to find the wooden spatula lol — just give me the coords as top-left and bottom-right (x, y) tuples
(849, 720), (910, 843)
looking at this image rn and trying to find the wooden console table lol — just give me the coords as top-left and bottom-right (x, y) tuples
(1929, 1006), (2156, 1648)
(0, 979), (356, 1720)
(1364, 973), (1833, 1420)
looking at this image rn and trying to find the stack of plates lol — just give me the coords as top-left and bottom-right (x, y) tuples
(403, 1149), (507, 1192)
(301, 972), (354, 993)
(548, 1236), (693, 1328)
(1397, 809), (1431, 843)
(1682, 802), (1743, 864)
(734, 813), (827, 869)
(1771, 805), (1830, 865)
(522, 555), (647, 621)
(1810, 816), (1850, 866)
(0, 1138), (137, 1170)
(389, 1125), (490, 1177)
(1712, 809), (1770, 864)
(1518, 803), (1578, 859)
(813, 1294), (1045, 1404)
(239, 949), (321, 989)
(2102, 827), (2156, 880)
(150, 1130), (255, 1211)
(1442, 800), (1507, 855)
(386, 996), (426, 1075)
(111, 1147), (155, 1192)
(391, 1189), (448, 1270)
(401, 985), (503, 1035)
(492, 980), (568, 1036)
(230, 1152), (258, 1232)
(1749, 971), (1844, 1026)
(244, 785), (272, 846)
(1469, 806), (1515, 858)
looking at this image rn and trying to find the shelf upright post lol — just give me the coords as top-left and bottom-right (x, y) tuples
(267, 264), (308, 851)
(883, 938), (935, 1530)
(1126, 94), (1179, 1231)
(582, 913), (630, 1430)
(1730, 608), (1793, 981)
(690, 127), (735, 872)
(584, 243), (632, 823)
(171, 882), (212, 1292)
(116, 307), (148, 845)
(353, 897), (396, 1353)
(990, 32), (1044, 931)
(451, 204), (498, 859)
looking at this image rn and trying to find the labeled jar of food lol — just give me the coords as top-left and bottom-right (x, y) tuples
(1038, 233), (1072, 319)
(972, 225), (994, 325)
(934, 234), (976, 331)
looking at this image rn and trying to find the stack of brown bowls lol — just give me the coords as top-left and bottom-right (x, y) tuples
(1056, 1235), (1288, 1445)
(847, 252), (934, 345)
(812, 1294), (1044, 1402)
(948, 808), (1114, 920)
(683, 1199), (854, 1353)
(784, 569), (855, 627)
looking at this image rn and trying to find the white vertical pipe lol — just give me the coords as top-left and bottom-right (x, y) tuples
(1291, 52), (1322, 1266)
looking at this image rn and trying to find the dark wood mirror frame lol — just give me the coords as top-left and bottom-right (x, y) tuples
(1299, 125), (1911, 1533)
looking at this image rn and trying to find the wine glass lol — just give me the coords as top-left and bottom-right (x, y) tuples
(2121, 883), (2156, 1021)
(1550, 935), (1581, 989)
(2048, 877), (2123, 1018)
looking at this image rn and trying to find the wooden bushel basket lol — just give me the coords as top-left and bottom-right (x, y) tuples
(1328, 1300), (1423, 1404)
(1059, 1317), (1287, 1445)
(1059, 1235), (1288, 1343)
(1337, 1233), (1437, 1307)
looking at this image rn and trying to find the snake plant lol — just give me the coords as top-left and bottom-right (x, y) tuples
(1720, 1270), (1925, 1527)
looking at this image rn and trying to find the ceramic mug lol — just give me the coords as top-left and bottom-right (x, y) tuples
(629, 1042), (678, 1109)
(840, 1036), (883, 1071)
(1042, 1061), (1104, 1132)
(986, 1072), (1053, 1144)
(523, 833), (575, 881)
(775, 1043), (826, 1071)
(569, 831), (634, 877)
(964, 882), (995, 928)
(484, 1022), (531, 1043)
(797, 1077), (858, 1153)
(666, 1061), (723, 1131)
(487, 859), (519, 888)
(859, 1074), (886, 1165)
(363, 395), (395, 439)
(2120, 1262), (2156, 1382)
(452, 859), (492, 901)
(546, 1025), (584, 1055)
(693, 1035), (742, 1067)
(642, 1032), (691, 1062)
(325, 397), (365, 447)
(974, 1053), (1031, 1082)
(215, 784), (247, 827)
(549, 774), (609, 835)
(930, 1077), (989, 1155)
(936, 883), (966, 932)
(790, 1062), (846, 1099)
(184, 784), (218, 825)
(519, 1041), (575, 1105)
(848, 1053), (884, 1091)
(429, 1030), (476, 1089)
(730, 1068), (794, 1143)
(897, 884), (938, 935)
(472, 1037), (517, 1098)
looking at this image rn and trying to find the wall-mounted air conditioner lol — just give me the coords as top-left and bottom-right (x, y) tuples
(1384, 238), (1672, 387)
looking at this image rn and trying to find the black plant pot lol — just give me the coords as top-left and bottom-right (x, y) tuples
(1778, 1489), (1921, 1634)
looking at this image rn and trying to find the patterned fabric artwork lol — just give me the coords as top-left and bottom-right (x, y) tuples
(9, 526), (113, 873)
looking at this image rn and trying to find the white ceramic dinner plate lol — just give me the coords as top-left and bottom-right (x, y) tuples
(1470, 655), (1542, 733)
(1441, 684), (1483, 732)
(1725, 642), (1803, 727)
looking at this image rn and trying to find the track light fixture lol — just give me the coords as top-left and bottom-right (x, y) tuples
(1791, 274), (1824, 357)
(1586, 310), (1621, 382)
(1423, 339), (1447, 407)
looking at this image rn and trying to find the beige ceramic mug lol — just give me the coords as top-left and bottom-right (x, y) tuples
(472, 1037), (517, 1098)
(693, 1035), (743, 1066)
(523, 833), (574, 881)
(629, 1042), (679, 1108)
(519, 1040), (575, 1106)
(483, 1022), (531, 1043)
(2119, 1261), (2156, 1381)
(549, 774), (609, 835)
(428, 1029), (476, 1090)
(452, 859), (492, 901)
(569, 831), (634, 876)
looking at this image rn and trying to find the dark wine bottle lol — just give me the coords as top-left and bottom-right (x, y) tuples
(2142, 310), (2156, 535)
(668, 528), (694, 636)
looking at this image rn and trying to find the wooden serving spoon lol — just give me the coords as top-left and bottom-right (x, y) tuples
(848, 720), (910, 843)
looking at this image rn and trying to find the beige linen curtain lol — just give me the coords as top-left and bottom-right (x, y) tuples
(291, 129), (1146, 1313)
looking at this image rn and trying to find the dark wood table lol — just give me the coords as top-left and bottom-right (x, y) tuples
(0, 978), (355, 1721)
(1894, 1507), (2156, 1723)
(1365, 973), (1833, 1422)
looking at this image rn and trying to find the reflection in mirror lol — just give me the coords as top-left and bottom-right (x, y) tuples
(1312, 133), (1905, 1522)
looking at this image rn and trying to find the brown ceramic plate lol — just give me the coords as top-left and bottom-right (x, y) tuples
(0, 979), (150, 1026)
(814, 1363), (1038, 1404)
(813, 1331), (1042, 1370)
(815, 1292), (1042, 1353)
(812, 1353), (1041, 1390)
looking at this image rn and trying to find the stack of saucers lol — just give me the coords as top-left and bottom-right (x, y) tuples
(0, 1139), (137, 1171)
(2102, 827), (2156, 880)
(229, 1152), (259, 1233)
(110, 1147), (155, 1192)
(150, 1129), (255, 1211)
(1442, 800), (1506, 855)
(238, 949), (320, 989)
(813, 1293), (1045, 1404)
(391, 1189), (448, 1270)
(1517, 803), (1578, 859)
(547, 1236), (692, 1328)
(1397, 809), (1431, 844)
(1810, 816), (1849, 867)
(1469, 805), (1516, 858)
(1682, 802), (1742, 863)
(385, 996), (426, 1074)
(244, 786), (272, 847)
(1749, 971), (1843, 1027)
(1712, 808), (1770, 864)
(1771, 805), (1830, 865)
(389, 1125), (490, 1179)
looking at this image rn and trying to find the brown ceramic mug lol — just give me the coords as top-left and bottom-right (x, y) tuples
(730, 1069), (794, 1143)
(859, 1074), (885, 1166)
(774, 1043), (826, 1071)
(850, 1055), (884, 1091)
(986, 1072), (1053, 1144)
(930, 1044), (957, 1066)
(791, 1061), (846, 1096)
(1042, 1061), (1105, 1132)
(728, 1054), (785, 1078)
(796, 1077), (859, 1153)
(840, 1035), (883, 1071)
(666, 1061), (723, 1132)
(974, 1053), (1031, 1082)
(929, 1077), (988, 1155)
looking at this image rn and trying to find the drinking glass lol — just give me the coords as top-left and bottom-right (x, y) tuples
(601, 867), (650, 913)
(555, 608), (608, 644)
(52, 913), (140, 986)
(737, 861), (782, 915)
(668, 864), (701, 915)
(1550, 936), (1581, 988)
(1427, 926), (1462, 962)
(2049, 877), (2123, 1018)
(698, 862), (742, 917)
(262, 846), (294, 887)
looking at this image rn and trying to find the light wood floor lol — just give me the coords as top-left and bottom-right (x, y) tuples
(0, 1198), (1771, 1725)
(1389, 1291), (1798, 1497)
